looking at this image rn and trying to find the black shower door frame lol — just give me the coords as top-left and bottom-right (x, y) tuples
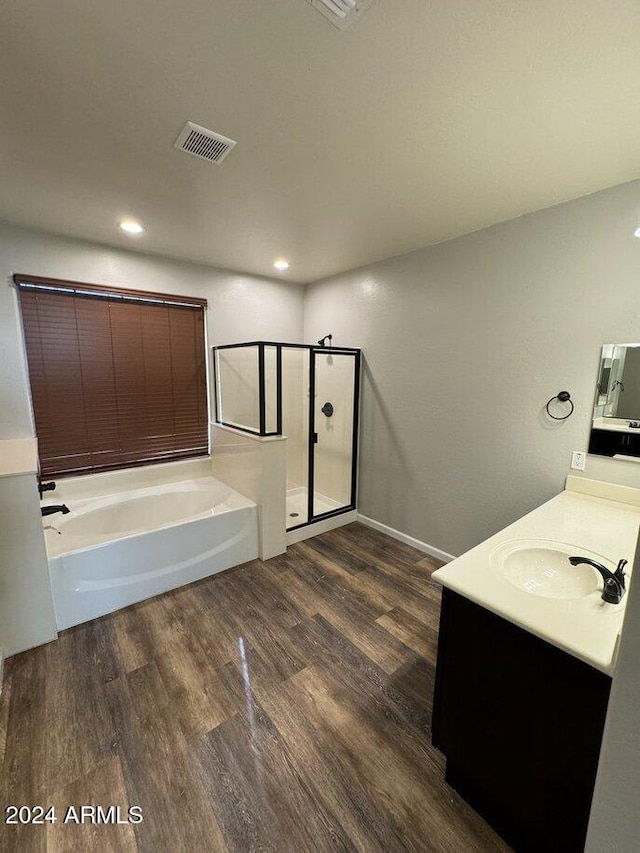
(212, 341), (361, 530)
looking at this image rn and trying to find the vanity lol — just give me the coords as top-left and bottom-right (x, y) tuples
(431, 477), (640, 853)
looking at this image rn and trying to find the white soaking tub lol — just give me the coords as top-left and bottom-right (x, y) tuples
(43, 459), (258, 629)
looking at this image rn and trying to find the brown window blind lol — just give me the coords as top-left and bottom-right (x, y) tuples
(15, 275), (208, 477)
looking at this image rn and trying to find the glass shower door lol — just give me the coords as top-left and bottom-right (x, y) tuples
(311, 349), (359, 519)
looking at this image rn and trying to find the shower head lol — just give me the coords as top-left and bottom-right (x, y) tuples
(317, 334), (333, 348)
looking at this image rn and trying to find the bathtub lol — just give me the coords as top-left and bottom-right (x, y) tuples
(43, 459), (259, 630)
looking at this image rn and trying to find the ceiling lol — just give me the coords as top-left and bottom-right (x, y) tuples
(1, 1), (639, 284)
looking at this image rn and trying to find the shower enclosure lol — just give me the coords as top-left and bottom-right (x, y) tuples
(212, 342), (360, 531)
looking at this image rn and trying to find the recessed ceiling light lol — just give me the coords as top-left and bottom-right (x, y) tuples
(119, 220), (144, 234)
(634, 225), (640, 238)
(274, 259), (290, 271)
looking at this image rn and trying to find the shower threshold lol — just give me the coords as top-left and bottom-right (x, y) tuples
(286, 487), (343, 530)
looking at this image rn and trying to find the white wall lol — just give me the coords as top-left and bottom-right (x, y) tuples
(0, 220), (305, 441)
(305, 179), (640, 557)
(0, 472), (57, 656)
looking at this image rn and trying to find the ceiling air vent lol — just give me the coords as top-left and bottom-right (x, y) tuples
(174, 121), (236, 164)
(307, 0), (377, 30)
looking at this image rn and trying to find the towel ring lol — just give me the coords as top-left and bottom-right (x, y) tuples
(546, 391), (574, 421)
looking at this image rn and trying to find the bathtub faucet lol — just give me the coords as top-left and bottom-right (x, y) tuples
(41, 504), (70, 517)
(38, 477), (56, 499)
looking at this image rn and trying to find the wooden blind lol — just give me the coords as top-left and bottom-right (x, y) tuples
(15, 275), (208, 477)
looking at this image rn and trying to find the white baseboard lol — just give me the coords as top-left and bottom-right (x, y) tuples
(357, 513), (456, 564)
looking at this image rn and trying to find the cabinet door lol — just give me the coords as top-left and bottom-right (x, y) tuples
(432, 591), (611, 853)
(625, 432), (640, 454)
(588, 428), (620, 456)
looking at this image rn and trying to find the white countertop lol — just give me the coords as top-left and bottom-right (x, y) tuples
(432, 479), (640, 675)
(592, 417), (640, 434)
(0, 438), (39, 478)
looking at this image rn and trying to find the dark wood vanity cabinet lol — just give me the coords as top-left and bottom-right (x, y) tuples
(589, 427), (640, 458)
(432, 590), (611, 853)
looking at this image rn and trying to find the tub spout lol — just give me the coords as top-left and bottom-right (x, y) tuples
(41, 504), (70, 517)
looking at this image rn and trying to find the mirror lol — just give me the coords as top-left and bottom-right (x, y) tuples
(590, 344), (640, 458)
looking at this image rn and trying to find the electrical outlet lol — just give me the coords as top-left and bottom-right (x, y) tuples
(571, 450), (586, 471)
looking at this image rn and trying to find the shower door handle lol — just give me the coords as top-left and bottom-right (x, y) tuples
(313, 432), (318, 444)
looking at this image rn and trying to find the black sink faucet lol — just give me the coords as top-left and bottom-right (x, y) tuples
(41, 504), (70, 517)
(568, 556), (627, 604)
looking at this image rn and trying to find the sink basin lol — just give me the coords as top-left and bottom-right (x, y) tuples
(491, 539), (606, 600)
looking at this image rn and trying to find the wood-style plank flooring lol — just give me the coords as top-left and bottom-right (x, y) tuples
(0, 522), (509, 852)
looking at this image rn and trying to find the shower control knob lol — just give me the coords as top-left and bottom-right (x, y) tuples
(321, 402), (334, 417)
(38, 479), (56, 499)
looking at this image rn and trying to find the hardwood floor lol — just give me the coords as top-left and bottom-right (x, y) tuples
(0, 522), (509, 852)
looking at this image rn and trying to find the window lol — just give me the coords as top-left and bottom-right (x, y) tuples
(15, 274), (208, 477)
